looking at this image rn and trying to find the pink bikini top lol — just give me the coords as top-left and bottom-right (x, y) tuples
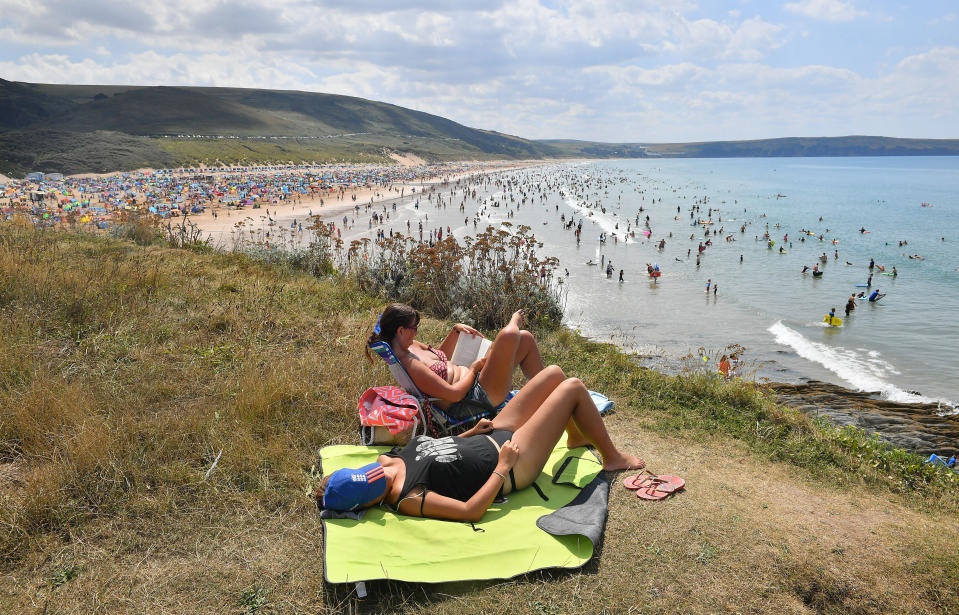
(426, 346), (449, 380)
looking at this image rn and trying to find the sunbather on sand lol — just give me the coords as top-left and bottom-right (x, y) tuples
(317, 366), (644, 521)
(365, 303), (543, 418)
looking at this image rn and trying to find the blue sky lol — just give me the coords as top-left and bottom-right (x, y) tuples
(1, 0), (957, 142)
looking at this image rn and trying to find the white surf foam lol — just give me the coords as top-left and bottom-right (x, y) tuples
(768, 320), (952, 407)
(563, 196), (622, 237)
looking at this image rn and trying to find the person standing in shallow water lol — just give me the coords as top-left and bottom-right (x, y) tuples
(618, 269), (624, 282)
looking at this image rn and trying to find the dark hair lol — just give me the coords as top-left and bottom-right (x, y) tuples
(313, 474), (333, 509)
(365, 303), (420, 362)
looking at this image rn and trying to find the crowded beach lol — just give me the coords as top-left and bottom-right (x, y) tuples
(0, 160), (535, 235)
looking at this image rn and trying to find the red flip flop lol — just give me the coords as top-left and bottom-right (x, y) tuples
(635, 475), (686, 500)
(636, 483), (672, 500)
(623, 472), (655, 490)
(625, 472), (685, 492)
(652, 475), (685, 493)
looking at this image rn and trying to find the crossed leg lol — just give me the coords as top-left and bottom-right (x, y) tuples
(492, 366), (644, 493)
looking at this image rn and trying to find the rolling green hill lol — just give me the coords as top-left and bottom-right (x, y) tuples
(0, 78), (78, 130)
(0, 80), (558, 176)
(2, 79), (958, 178)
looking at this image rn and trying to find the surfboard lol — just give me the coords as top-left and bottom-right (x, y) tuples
(649, 271), (661, 278)
(882, 272), (896, 276)
(855, 284), (870, 287)
(824, 315), (843, 327)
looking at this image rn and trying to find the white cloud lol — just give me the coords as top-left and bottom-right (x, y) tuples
(783, 0), (867, 22)
(0, 51), (317, 91)
(1, 2), (956, 142)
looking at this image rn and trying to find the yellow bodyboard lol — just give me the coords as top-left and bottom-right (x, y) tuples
(823, 315), (842, 327)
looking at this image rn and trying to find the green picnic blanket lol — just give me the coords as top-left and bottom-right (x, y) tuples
(319, 442), (607, 584)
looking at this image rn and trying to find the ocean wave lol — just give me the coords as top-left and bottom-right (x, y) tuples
(563, 196), (622, 237)
(768, 320), (953, 407)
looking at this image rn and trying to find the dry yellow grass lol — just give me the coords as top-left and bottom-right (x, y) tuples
(1, 222), (957, 614)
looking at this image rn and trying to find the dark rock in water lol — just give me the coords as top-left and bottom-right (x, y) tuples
(769, 380), (959, 456)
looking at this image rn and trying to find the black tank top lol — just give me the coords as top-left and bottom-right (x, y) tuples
(385, 433), (502, 502)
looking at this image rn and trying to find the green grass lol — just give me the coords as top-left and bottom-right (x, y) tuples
(541, 328), (959, 506)
(1, 220), (957, 614)
(159, 137), (394, 166)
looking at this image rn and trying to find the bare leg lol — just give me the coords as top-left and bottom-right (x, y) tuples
(515, 329), (544, 379)
(491, 366), (585, 447)
(508, 378), (644, 491)
(478, 311), (545, 404)
(491, 365), (566, 432)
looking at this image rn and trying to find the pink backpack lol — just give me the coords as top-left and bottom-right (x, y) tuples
(357, 386), (424, 445)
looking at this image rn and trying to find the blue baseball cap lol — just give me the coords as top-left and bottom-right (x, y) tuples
(322, 463), (387, 511)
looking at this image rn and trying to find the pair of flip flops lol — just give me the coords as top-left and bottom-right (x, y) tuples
(623, 471), (685, 500)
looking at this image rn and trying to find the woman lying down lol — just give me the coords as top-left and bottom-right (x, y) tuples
(316, 366), (644, 522)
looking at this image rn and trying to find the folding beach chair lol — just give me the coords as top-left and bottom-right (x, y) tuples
(368, 340), (503, 436)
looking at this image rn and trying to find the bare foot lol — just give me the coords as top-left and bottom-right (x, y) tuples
(603, 454), (645, 472)
(510, 309), (526, 328)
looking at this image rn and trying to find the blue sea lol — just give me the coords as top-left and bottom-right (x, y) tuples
(340, 157), (959, 409)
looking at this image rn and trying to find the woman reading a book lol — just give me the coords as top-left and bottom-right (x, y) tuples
(318, 365), (645, 520)
(365, 303), (544, 418)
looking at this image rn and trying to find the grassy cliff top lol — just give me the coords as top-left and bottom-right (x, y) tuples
(1, 221), (957, 613)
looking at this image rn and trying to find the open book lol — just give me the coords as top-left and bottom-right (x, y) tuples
(450, 333), (493, 367)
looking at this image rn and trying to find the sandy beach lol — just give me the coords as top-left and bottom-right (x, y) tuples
(187, 159), (546, 247)
(2, 157), (545, 243)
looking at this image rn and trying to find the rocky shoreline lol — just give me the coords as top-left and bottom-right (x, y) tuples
(769, 380), (959, 456)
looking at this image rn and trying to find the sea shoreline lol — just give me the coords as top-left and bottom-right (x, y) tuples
(594, 332), (959, 456)
(9, 158), (954, 456)
(185, 157), (958, 456)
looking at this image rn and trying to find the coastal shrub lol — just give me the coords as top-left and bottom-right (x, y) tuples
(108, 212), (161, 246)
(219, 216), (561, 331)
(228, 214), (341, 278)
(822, 422), (959, 494)
(164, 215), (210, 250)
(346, 223), (563, 330)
